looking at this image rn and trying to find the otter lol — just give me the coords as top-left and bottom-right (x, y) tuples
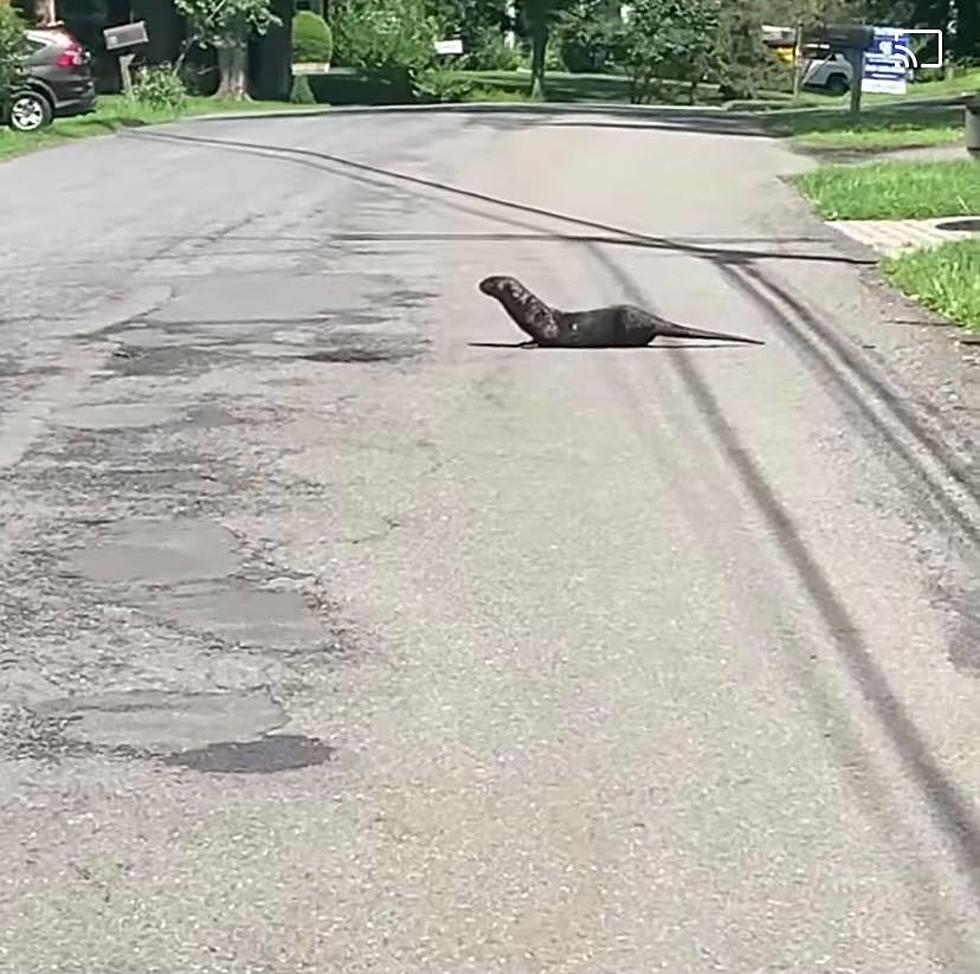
(478, 275), (764, 348)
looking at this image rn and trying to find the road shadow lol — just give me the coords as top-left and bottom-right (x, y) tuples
(126, 129), (878, 271)
(467, 340), (756, 350)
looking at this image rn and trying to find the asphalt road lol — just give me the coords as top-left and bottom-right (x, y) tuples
(1, 107), (979, 974)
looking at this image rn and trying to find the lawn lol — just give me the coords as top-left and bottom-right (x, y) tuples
(755, 67), (980, 151)
(792, 159), (980, 220)
(882, 239), (980, 332)
(0, 93), (315, 162)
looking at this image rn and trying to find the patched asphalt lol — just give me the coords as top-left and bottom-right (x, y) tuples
(1, 107), (979, 973)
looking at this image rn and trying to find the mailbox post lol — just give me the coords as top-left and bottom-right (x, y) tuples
(822, 23), (874, 119)
(103, 21), (149, 97)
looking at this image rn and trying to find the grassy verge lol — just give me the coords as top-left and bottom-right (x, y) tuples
(792, 159), (980, 219)
(882, 239), (980, 332)
(760, 102), (967, 151)
(0, 94), (313, 162)
(755, 68), (980, 151)
(448, 69), (733, 106)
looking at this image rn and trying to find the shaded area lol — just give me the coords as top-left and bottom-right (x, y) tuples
(128, 129), (876, 270)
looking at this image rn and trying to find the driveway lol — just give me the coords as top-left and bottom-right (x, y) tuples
(1, 107), (979, 973)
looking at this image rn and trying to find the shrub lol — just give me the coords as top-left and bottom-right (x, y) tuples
(412, 69), (475, 103)
(132, 64), (188, 112)
(459, 30), (520, 71)
(554, 1), (617, 74)
(331, 0), (438, 73)
(0, 4), (28, 115)
(290, 72), (316, 103)
(465, 84), (529, 103)
(292, 10), (333, 64)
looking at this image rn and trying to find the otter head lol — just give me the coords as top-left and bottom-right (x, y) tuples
(478, 275), (522, 300)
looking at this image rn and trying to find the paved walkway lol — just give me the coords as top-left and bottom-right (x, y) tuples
(831, 214), (980, 256)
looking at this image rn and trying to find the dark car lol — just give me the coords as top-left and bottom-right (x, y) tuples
(5, 26), (96, 132)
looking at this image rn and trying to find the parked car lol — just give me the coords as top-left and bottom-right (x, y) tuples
(5, 26), (96, 132)
(800, 49), (853, 96)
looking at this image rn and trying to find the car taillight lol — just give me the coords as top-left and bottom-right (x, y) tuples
(56, 45), (84, 68)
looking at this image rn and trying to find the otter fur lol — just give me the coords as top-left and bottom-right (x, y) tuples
(479, 275), (764, 348)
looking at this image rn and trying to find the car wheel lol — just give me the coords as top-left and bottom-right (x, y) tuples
(825, 74), (849, 96)
(8, 91), (53, 132)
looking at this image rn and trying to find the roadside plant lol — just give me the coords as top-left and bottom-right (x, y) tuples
(133, 63), (188, 113)
(292, 10), (333, 64)
(0, 3), (28, 119)
(331, 0), (439, 72)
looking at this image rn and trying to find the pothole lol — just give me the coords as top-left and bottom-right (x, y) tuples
(31, 689), (286, 752)
(51, 402), (186, 430)
(299, 333), (429, 364)
(148, 583), (325, 650)
(103, 344), (221, 378)
(64, 518), (239, 586)
(163, 734), (335, 774)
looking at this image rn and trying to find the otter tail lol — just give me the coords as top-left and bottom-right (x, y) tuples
(654, 318), (765, 346)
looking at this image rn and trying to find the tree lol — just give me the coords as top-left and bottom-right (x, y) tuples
(715, 0), (776, 99)
(554, 0), (619, 73)
(425, 0), (521, 68)
(514, 0), (576, 97)
(33, 0), (56, 26)
(611, 0), (719, 103)
(175, 0), (281, 100)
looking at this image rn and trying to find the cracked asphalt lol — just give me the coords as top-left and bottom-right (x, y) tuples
(1, 107), (979, 973)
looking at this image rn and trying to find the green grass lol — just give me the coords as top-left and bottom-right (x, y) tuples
(882, 239), (980, 332)
(755, 67), (980, 151)
(760, 102), (968, 150)
(793, 159), (980, 219)
(0, 93), (314, 162)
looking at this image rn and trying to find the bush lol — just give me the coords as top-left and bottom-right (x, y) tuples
(459, 30), (520, 71)
(0, 4), (28, 114)
(466, 84), (529, 103)
(412, 69), (475, 103)
(554, 1), (617, 74)
(290, 72), (316, 103)
(331, 0), (438, 72)
(292, 10), (333, 64)
(132, 64), (187, 112)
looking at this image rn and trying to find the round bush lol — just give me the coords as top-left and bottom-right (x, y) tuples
(292, 11), (333, 64)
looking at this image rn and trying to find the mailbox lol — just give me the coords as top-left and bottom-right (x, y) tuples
(822, 23), (874, 51)
(103, 21), (148, 52)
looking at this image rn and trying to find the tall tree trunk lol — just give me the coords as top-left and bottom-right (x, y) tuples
(529, 22), (547, 98)
(954, 0), (979, 60)
(215, 41), (250, 99)
(34, 0), (57, 26)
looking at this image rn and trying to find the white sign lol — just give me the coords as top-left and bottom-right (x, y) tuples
(862, 26), (909, 95)
(434, 39), (463, 55)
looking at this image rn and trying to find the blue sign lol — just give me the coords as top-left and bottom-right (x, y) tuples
(862, 27), (911, 94)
